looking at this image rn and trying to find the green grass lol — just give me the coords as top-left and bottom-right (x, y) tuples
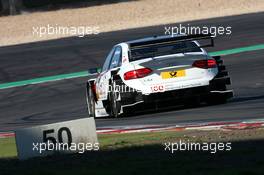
(0, 138), (17, 158)
(0, 131), (184, 158)
(99, 131), (184, 149)
(1, 131), (264, 175)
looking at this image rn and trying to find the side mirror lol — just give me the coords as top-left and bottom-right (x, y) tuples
(88, 68), (101, 74)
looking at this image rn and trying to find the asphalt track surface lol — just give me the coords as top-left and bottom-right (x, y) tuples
(0, 12), (264, 131)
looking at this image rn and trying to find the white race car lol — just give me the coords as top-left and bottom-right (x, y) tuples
(86, 34), (233, 118)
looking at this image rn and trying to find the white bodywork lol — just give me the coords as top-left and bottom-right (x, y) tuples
(90, 36), (219, 117)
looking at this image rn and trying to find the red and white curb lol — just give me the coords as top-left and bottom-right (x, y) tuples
(0, 132), (15, 138)
(97, 119), (264, 134)
(1, 119), (264, 138)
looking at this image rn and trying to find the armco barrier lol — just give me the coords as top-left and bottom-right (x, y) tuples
(0, 0), (23, 15)
(0, 0), (74, 15)
(22, 0), (85, 8)
(0, 0), (10, 15)
(0, 0), (121, 15)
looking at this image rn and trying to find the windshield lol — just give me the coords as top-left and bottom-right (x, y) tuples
(130, 41), (202, 61)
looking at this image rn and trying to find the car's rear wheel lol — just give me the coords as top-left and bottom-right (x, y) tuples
(184, 97), (201, 108)
(205, 94), (227, 105)
(86, 83), (95, 117)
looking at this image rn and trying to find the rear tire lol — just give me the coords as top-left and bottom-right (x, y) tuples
(206, 94), (227, 105)
(184, 97), (201, 108)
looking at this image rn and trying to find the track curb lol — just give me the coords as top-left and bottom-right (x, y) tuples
(1, 119), (264, 138)
(96, 119), (264, 134)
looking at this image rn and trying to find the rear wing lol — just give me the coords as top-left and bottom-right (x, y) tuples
(129, 34), (214, 50)
(128, 34), (214, 61)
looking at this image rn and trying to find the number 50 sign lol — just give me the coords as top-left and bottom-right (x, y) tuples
(43, 127), (73, 145)
(15, 117), (98, 160)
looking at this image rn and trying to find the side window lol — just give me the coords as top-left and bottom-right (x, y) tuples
(102, 47), (115, 72)
(109, 46), (122, 69)
(110, 46), (122, 69)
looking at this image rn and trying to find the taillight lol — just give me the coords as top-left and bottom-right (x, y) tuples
(124, 68), (152, 80)
(192, 59), (217, 69)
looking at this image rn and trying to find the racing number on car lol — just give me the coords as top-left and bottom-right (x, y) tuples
(43, 127), (73, 146)
(151, 85), (165, 92)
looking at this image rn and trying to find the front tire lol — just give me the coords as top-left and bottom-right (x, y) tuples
(108, 79), (121, 118)
(86, 83), (96, 117)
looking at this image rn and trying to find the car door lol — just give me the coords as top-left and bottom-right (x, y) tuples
(96, 47), (114, 100)
(97, 46), (122, 100)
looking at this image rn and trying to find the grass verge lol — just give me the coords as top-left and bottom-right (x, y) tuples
(0, 138), (16, 158)
(1, 129), (264, 175)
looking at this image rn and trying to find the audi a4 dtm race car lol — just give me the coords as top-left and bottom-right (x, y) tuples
(86, 34), (233, 118)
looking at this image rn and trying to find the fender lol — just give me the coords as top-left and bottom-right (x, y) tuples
(87, 79), (97, 102)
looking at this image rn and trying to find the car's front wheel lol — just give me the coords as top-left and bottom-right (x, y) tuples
(108, 79), (121, 118)
(86, 83), (96, 117)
